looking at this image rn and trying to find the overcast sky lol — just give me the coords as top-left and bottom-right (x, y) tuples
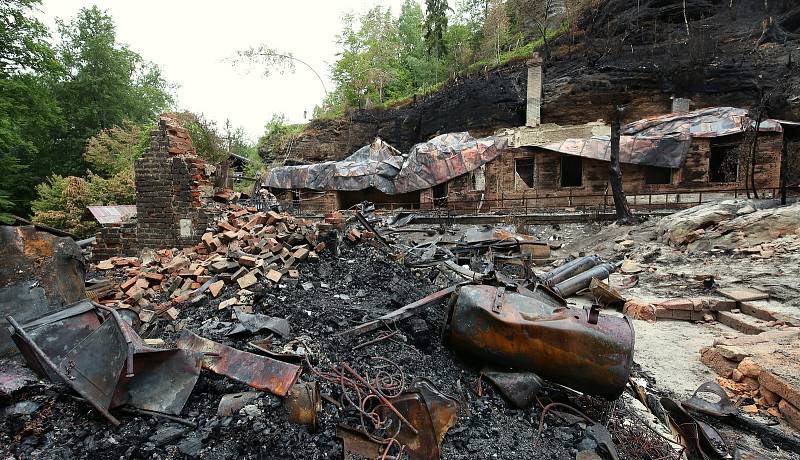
(38, 0), (407, 141)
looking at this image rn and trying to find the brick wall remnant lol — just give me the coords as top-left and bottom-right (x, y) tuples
(94, 222), (138, 259)
(135, 115), (218, 250)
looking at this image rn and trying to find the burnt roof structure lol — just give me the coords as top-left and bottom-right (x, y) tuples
(541, 107), (785, 168)
(265, 133), (506, 194)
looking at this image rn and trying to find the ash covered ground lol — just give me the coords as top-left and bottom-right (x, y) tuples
(1, 239), (673, 460)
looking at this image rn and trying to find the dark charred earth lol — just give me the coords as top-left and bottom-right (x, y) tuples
(1, 241), (675, 460)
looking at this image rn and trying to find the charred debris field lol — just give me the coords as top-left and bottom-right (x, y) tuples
(2, 203), (800, 460)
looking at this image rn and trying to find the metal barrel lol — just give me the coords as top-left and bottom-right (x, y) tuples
(541, 255), (602, 287)
(444, 285), (634, 400)
(552, 262), (617, 298)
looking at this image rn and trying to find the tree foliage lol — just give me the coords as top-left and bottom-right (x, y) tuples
(424, 0), (450, 58)
(314, 0), (568, 117)
(54, 7), (173, 176)
(0, 2), (173, 217)
(84, 121), (148, 177)
(256, 114), (306, 162)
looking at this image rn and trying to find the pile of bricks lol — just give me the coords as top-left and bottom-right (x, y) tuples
(92, 204), (328, 327)
(700, 329), (800, 430)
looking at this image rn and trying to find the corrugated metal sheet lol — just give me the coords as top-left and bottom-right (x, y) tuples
(542, 107), (784, 168)
(265, 133), (506, 194)
(86, 205), (137, 225)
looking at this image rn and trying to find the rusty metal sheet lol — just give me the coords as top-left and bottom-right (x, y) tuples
(444, 285), (634, 400)
(1, 226), (85, 357)
(9, 301), (205, 422)
(86, 205), (137, 225)
(337, 380), (458, 460)
(10, 300), (101, 382)
(383, 392), (439, 460)
(265, 133), (506, 194)
(6, 314), (121, 425)
(285, 381), (321, 428)
(111, 347), (202, 415)
(176, 330), (301, 397)
(58, 318), (128, 410)
(336, 425), (384, 460)
(589, 277), (626, 308)
(408, 378), (459, 447)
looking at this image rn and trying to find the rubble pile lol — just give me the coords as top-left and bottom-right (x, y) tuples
(89, 205), (329, 329)
(6, 197), (800, 459)
(0, 204), (686, 460)
(700, 329), (800, 430)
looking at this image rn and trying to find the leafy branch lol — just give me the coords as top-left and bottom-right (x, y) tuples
(233, 45), (328, 96)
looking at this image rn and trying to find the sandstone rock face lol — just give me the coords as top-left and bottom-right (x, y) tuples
(655, 200), (743, 246)
(290, 66), (528, 162)
(656, 200), (800, 251)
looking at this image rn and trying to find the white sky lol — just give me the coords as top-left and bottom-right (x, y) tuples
(38, 0), (408, 141)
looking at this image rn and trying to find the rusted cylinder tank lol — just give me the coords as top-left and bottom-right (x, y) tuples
(444, 285), (634, 400)
(541, 255), (602, 287)
(552, 262), (617, 298)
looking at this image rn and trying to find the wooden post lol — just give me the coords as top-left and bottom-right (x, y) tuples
(781, 134), (788, 205)
(609, 105), (637, 224)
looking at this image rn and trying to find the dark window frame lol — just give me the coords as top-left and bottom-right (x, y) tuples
(644, 166), (673, 185)
(515, 158), (536, 189)
(708, 141), (739, 183)
(560, 155), (583, 188)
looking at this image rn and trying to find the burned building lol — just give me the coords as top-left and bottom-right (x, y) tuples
(93, 115), (220, 258)
(265, 107), (790, 214)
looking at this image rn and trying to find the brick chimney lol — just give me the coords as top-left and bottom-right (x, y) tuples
(526, 53), (543, 127)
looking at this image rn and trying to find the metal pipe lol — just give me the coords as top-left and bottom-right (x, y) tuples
(552, 262), (617, 298)
(541, 255), (602, 287)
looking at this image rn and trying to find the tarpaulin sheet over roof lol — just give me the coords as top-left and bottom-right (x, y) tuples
(265, 133), (506, 194)
(541, 107), (784, 169)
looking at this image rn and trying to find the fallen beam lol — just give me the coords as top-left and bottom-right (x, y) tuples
(355, 211), (389, 248)
(337, 286), (458, 338)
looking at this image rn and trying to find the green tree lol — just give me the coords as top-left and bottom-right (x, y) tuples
(397, 0), (438, 91)
(0, 0), (63, 217)
(424, 0), (450, 58)
(84, 121), (148, 177)
(326, 7), (403, 111)
(480, 0), (511, 64)
(256, 113), (305, 162)
(53, 6), (173, 177)
(0, 0), (55, 74)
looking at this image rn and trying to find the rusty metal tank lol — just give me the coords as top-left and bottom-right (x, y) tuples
(443, 285), (634, 400)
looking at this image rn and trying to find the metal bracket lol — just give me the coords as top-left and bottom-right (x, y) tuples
(492, 287), (505, 314)
(587, 304), (600, 325)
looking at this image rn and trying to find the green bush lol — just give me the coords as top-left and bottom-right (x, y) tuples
(30, 168), (136, 237)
